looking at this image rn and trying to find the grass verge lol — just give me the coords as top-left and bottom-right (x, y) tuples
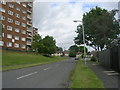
(1, 50), (68, 71)
(69, 60), (104, 88)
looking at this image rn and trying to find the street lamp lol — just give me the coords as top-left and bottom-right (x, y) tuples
(73, 20), (86, 64)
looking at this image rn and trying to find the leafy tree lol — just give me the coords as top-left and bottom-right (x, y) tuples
(74, 25), (84, 45)
(56, 46), (63, 52)
(42, 36), (56, 55)
(75, 7), (120, 51)
(31, 34), (43, 54)
(69, 50), (76, 57)
(79, 46), (88, 53)
(69, 45), (79, 52)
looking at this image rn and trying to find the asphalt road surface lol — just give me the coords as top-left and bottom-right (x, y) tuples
(2, 58), (77, 88)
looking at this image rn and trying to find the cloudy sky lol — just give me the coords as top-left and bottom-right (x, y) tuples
(33, 0), (119, 51)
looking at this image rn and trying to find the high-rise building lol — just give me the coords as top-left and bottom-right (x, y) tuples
(0, 0), (33, 51)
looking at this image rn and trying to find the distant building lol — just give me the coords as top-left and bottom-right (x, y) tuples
(52, 51), (63, 56)
(64, 50), (69, 56)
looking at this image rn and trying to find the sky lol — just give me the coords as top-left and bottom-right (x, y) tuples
(33, 0), (119, 51)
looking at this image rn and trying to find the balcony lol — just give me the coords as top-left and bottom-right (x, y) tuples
(27, 15), (32, 20)
(27, 28), (33, 32)
(27, 21), (32, 26)
(28, 3), (32, 8)
(27, 41), (31, 46)
(27, 9), (32, 14)
(27, 36), (32, 39)
(27, 33), (32, 37)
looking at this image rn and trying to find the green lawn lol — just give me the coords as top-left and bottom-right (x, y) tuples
(70, 60), (104, 88)
(2, 50), (68, 71)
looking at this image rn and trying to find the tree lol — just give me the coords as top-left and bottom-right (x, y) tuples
(42, 36), (56, 55)
(79, 46), (88, 53)
(69, 45), (79, 52)
(69, 50), (76, 57)
(74, 7), (120, 51)
(31, 34), (43, 54)
(56, 46), (63, 52)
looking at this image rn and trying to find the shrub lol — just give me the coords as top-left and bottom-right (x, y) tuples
(69, 50), (76, 57)
(91, 56), (97, 61)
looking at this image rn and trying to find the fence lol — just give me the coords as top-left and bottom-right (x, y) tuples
(98, 46), (120, 72)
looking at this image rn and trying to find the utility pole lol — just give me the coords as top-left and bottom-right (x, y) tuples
(73, 20), (86, 64)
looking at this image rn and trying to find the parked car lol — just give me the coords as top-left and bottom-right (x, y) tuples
(75, 57), (79, 60)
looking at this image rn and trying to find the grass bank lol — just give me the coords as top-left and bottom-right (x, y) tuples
(70, 60), (104, 88)
(1, 50), (68, 71)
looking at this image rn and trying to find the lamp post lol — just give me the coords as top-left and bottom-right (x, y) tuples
(73, 20), (86, 64)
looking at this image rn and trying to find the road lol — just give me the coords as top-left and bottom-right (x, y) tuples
(2, 58), (77, 88)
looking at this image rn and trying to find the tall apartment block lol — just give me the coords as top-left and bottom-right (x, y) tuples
(0, 0), (34, 51)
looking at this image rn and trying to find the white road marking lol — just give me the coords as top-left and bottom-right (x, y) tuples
(107, 73), (119, 76)
(104, 71), (115, 73)
(43, 67), (52, 71)
(17, 72), (38, 80)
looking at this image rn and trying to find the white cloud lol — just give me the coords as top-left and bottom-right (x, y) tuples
(33, 1), (118, 51)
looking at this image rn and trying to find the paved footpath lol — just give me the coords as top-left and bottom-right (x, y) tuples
(87, 61), (119, 89)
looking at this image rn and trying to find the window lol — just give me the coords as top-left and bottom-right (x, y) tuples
(22, 10), (26, 14)
(2, 24), (5, 28)
(16, 13), (20, 18)
(15, 21), (20, 25)
(22, 3), (26, 7)
(7, 42), (12, 47)
(8, 18), (13, 23)
(1, 0), (6, 5)
(9, 3), (14, 8)
(15, 36), (19, 40)
(8, 10), (13, 15)
(22, 30), (26, 34)
(16, 7), (20, 11)
(22, 23), (26, 27)
(16, 0), (20, 4)
(7, 26), (12, 31)
(15, 28), (19, 32)
(21, 44), (25, 49)
(0, 8), (5, 13)
(22, 16), (26, 20)
(0, 16), (5, 20)
(21, 37), (26, 41)
(2, 33), (4, 37)
(14, 43), (19, 48)
(7, 34), (12, 39)
(0, 41), (4, 46)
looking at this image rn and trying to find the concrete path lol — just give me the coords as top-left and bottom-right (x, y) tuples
(87, 61), (119, 89)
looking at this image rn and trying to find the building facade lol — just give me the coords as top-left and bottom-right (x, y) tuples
(0, 0), (33, 51)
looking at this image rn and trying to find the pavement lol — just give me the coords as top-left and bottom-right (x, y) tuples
(87, 61), (119, 89)
(2, 58), (77, 88)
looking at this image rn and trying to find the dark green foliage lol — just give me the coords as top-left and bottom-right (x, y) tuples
(56, 46), (63, 52)
(91, 56), (98, 61)
(42, 36), (56, 55)
(79, 46), (88, 53)
(32, 34), (43, 54)
(74, 7), (120, 51)
(32, 35), (56, 55)
(69, 50), (76, 57)
(69, 45), (79, 52)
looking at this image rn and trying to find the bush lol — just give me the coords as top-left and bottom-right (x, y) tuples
(69, 50), (76, 57)
(91, 56), (97, 61)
